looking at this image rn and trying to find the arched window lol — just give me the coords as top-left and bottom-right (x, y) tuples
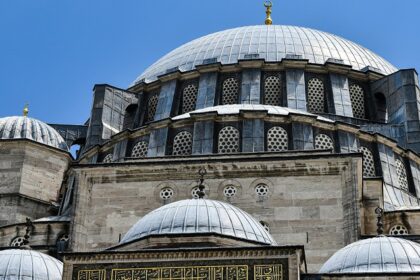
(172, 131), (193, 156)
(131, 141), (148, 158)
(395, 159), (409, 191)
(222, 77), (239, 105)
(389, 224), (409, 235)
(102, 153), (113, 163)
(374, 92), (387, 122)
(122, 104), (137, 130)
(314, 134), (334, 150)
(307, 78), (325, 113)
(146, 94), (159, 122)
(267, 126), (288, 152)
(218, 126), (239, 153)
(264, 76), (281, 106)
(350, 84), (366, 119)
(359, 146), (376, 177)
(182, 84), (198, 113)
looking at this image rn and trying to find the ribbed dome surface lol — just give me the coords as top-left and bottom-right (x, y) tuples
(120, 199), (277, 245)
(134, 25), (397, 84)
(0, 116), (67, 150)
(0, 249), (63, 279)
(319, 236), (420, 274)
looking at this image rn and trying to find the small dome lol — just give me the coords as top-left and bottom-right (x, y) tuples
(0, 116), (68, 150)
(120, 199), (276, 245)
(0, 249), (63, 279)
(133, 25), (397, 84)
(319, 236), (420, 274)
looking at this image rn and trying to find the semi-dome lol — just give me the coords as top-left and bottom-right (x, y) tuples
(120, 199), (277, 245)
(134, 25), (397, 84)
(319, 236), (420, 274)
(0, 249), (63, 279)
(0, 116), (68, 150)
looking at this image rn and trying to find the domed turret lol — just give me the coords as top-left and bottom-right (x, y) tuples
(0, 116), (68, 150)
(0, 249), (63, 279)
(120, 199), (276, 246)
(319, 236), (420, 273)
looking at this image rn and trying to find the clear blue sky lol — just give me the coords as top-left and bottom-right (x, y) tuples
(0, 0), (419, 125)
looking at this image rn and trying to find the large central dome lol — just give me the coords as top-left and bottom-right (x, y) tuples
(133, 25), (397, 84)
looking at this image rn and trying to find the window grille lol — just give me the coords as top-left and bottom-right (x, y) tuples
(159, 188), (174, 200)
(191, 186), (206, 198)
(267, 126), (288, 152)
(58, 234), (69, 242)
(260, 221), (270, 233)
(307, 78), (325, 113)
(350, 84), (366, 119)
(131, 141), (148, 158)
(182, 84), (198, 113)
(255, 184), (269, 197)
(264, 76), (281, 106)
(389, 224), (408, 235)
(218, 126), (239, 153)
(314, 134), (334, 150)
(172, 131), (193, 156)
(223, 185), (237, 198)
(102, 153), (113, 163)
(222, 78), (239, 105)
(10, 236), (25, 247)
(359, 146), (376, 177)
(395, 159), (409, 191)
(146, 94), (159, 122)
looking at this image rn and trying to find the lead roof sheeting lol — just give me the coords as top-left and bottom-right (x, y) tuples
(133, 25), (397, 84)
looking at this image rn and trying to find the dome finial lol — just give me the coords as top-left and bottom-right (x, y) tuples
(264, 1), (273, 25)
(197, 168), (207, 199)
(23, 103), (29, 117)
(375, 206), (384, 236)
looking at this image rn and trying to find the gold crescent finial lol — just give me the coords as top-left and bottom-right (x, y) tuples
(264, 1), (273, 25)
(23, 104), (29, 117)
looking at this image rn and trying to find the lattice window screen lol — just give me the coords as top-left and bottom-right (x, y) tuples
(395, 159), (409, 191)
(218, 126), (239, 153)
(389, 225), (409, 235)
(172, 131), (193, 156)
(264, 76), (281, 106)
(182, 84), (198, 113)
(146, 94), (159, 122)
(222, 78), (239, 105)
(267, 126), (288, 152)
(102, 153), (113, 163)
(350, 84), (366, 119)
(307, 78), (325, 113)
(131, 141), (148, 158)
(314, 134), (334, 150)
(359, 146), (376, 177)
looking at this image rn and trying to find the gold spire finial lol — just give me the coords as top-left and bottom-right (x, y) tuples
(23, 104), (29, 117)
(264, 1), (273, 25)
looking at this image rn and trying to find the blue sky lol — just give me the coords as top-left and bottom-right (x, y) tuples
(0, 0), (419, 124)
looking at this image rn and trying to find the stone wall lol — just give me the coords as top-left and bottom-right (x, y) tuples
(69, 152), (362, 272)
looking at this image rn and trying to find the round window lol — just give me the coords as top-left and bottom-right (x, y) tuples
(255, 184), (269, 197)
(389, 224), (408, 235)
(10, 236), (25, 247)
(223, 185), (237, 198)
(159, 188), (174, 200)
(260, 221), (270, 232)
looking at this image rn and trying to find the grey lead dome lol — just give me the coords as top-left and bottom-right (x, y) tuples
(0, 249), (63, 280)
(0, 116), (68, 150)
(134, 25), (397, 84)
(319, 236), (420, 273)
(120, 199), (277, 245)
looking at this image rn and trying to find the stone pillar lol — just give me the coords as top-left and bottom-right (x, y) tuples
(85, 85), (138, 148)
(192, 121), (214, 155)
(240, 69), (261, 104)
(147, 127), (168, 157)
(371, 69), (420, 152)
(286, 69), (307, 111)
(330, 74), (353, 117)
(292, 123), (313, 150)
(338, 131), (359, 153)
(242, 120), (264, 152)
(196, 73), (217, 109)
(154, 80), (177, 121)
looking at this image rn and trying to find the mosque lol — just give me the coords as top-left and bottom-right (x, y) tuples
(1, 2), (420, 279)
